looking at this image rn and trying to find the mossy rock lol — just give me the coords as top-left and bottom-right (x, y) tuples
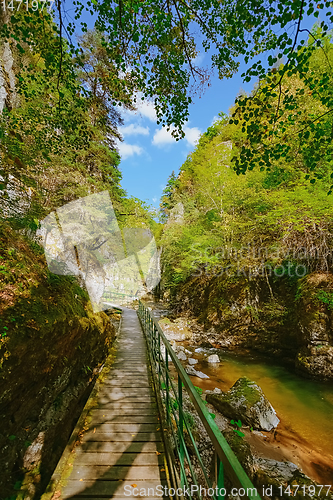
(159, 317), (172, 325)
(296, 346), (333, 380)
(206, 377), (279, 431)
(223, 429), (254, 476)
(254, 458), (332, 500)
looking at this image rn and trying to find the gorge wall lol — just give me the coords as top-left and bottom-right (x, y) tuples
(166, 270), (333, 380)
(0, 223), (116, 499)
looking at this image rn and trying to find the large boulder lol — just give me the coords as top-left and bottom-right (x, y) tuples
(253, 458), (326, 498)
(206, 377), (279, 431)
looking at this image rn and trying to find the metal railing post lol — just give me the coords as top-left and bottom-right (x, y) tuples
(178, 374), (185, 487)
(166, 350), (170, 424)
(216, 453), (225, 500)
(137, 300), (260, 500)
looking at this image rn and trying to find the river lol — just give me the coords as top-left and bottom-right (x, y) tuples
(186, 347), (333, 459)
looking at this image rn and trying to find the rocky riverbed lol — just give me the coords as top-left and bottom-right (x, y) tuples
(153, 305), (333, 492)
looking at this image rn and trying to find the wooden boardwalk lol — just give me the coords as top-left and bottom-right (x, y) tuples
(59, 308), (168, 499)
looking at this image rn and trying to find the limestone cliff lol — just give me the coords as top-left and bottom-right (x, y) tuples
(0, 222), (116, 499)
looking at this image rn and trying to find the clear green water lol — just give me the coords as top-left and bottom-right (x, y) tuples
(194, 350), (333, 457)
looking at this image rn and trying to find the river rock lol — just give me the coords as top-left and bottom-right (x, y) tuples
(185, 365), (197, 376)
(188, 358), (198, 365)
(195, 370), (209, 379)
(254, 458), (298, 484)
(177, 350), (187, 361)
(206, 376), (279, 431)
(185, 365), (209, 379)
(205, 387), (222, 395)
(254, 458), (320, 492)
(296, 345), (333, 380)
(195, 347), (205, 353)
(207, 354), (220, 363)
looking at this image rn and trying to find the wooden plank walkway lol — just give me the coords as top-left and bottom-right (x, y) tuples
(59, 308), (168, 499)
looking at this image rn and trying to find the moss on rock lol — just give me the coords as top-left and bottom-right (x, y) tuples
(207, 377), (279, 431)
(0, 222), (116, 499)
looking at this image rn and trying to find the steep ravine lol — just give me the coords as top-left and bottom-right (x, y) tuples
(150, 295), (333, 490)
(164, 271), (333, 380)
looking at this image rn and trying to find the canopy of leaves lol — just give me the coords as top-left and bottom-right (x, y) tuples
(1, 0), (333, 179)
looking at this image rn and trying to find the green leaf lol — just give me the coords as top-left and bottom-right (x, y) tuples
(9, 435), (16, 441)
(14, 481), (22, 491)
(233, 429), (245, 438)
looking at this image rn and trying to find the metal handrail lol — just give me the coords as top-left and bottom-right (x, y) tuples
(138, 301), (261, 500)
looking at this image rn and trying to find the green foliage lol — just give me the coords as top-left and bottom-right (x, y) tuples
(184, 411), (195, 430)
(160, 171), (180, 222)
(231, 30), (333, 186)
(2, 0), (333, 179)
(159, 47), (333, 298)
(316, 290), (333, 309)
(231, 419), (245, 438)
(13, 481), (22, 491)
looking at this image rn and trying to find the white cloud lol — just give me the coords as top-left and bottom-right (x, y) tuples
(135, 99), (157, 122)
(192, 52), (204, 65)
(118, 93), (157, 123)
(120, 123), (150, 137)
(117, 142), (144, 160)
(152, 124), (201, 148)
(152, 197), (158, 203)
(210, 115), (219, 125)
(152, 127), (177, 147)
(184, 125), (201, 146)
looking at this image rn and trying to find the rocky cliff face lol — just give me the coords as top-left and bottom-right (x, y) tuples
(0, 309), (115, 500)
(0, 223), (116, 499)
(295, 273), (333, 379)
(167, 271), (333, 380)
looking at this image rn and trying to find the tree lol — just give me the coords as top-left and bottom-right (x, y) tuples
(160, 171), (180, 221)
(1, 1), (333, 181)
(0, 15), (135, 225)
